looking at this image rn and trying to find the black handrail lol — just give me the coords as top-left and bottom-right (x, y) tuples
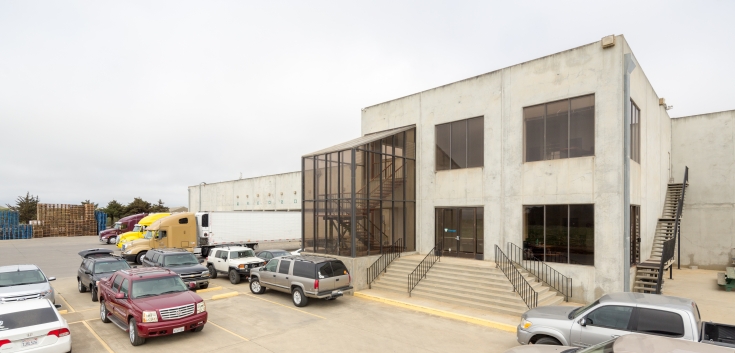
(367, 238), (403, 289)
(656, 238), (677, 294)
(676, 166), (688, 270)
(495, 245), (538, 309)
(407, 242), (441, 297)
(507, 243), (572, 301)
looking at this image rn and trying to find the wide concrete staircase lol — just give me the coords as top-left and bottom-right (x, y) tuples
(369, 255), (564, 316)
(633, 173), (688, 294)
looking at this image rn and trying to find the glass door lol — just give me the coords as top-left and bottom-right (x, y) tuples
(458, 208), (476, 258)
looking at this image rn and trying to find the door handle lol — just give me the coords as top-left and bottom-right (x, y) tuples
(336, 279), (339, 281)
(455, 236), (459, 241)
(286, 277), (288, 279)
(273, 275), (276, 277)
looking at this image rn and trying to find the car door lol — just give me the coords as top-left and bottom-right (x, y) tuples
(108, 275), (125, 321)
(79, 259), (91, 287)
(214, 250), (228, 272)
(260, 259), (280, 287)
(571, 305), (634, 347)
(275, 259), (292, 289)
(329, 261), (350, 290)
(316, 262), (335, 291)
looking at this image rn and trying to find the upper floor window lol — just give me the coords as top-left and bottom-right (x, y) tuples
(631, 100), (640, 163)
(436, 116), (484, 171)
(524, 95), (595, 162)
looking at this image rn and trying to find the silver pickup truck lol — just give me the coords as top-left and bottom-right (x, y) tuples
(517, 292), (735, 348)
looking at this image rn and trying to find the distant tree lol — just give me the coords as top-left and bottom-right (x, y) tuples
(81, 200), (99, 209)
(149, 199), (168, 213)
(101, 200), (125, 223)
(6, 192), (40, 224)
(124, 197), (152, 216)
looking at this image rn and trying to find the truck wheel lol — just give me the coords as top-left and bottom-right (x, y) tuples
(250, 278), (266, 294)
(199, 283), (209, 290)
(535, 337), (561, 345)
(128, 318), (146, 346)
(109, 236), (116, 244)
(78, 279), (87, 293)
(207, 265), (218, 279)
(136, 252), (146, 265)
(91, 286), (98, 302)
(229, 269), (241, 284)
(292, 287), (308, 307)
(99, 300), (111, 323)
(191, 325), (204, 333)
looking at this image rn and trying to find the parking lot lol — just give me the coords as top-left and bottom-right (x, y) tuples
(0, 237), (519, 352)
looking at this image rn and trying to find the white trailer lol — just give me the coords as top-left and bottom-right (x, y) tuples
(194, 211), (301, 256)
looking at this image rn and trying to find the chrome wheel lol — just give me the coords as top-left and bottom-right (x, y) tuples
(293, 290), (301, 305)
(100, 302), (106, 320)
(251, 280), (260, 292)
(129, 320), (135, 343)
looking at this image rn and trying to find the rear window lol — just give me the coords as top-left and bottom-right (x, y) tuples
(635, 308), (685, 337)
(317, 261), (349, 279)
(330, 261), (349, 276)
(292, 261), (316, 279)
(94, 261), (130, 274)
(0, 307), (57, 331)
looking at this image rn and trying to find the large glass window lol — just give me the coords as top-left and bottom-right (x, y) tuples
(435, 117), (484, 171)
(631, 205), (640, 265)
(524, 95), (594, 162)
(302, 127), (416, 257)
(523, 204), (594, 265)
(631, 100), (640, 163)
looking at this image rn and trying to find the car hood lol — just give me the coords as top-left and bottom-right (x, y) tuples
(505, 346), (575, 353)
(100, 229), (117, 236)
(166, 264), (207, 274)
(0, 282), (50, 297)
(524, 305), (579, 320)
(229, 258), (264, 265)
(133, 290), (202, 311)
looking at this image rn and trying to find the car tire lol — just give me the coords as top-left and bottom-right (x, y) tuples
(91, 286), (98, 302)
(128, 318), (146, 346)
(207, 264), (218, 279)
(99, 300), (111, 323)
(535, 337), (561, 345)
(250, 278), (266, 294)
(136, 252), (146, 265)
(292, 287), (308, 307)
(109, 236), (116, 244)
(191, 325), (204, 333)
(229, 269), (241, 284)
(78, 279), (87, 293)
(199, 283), (208, 290)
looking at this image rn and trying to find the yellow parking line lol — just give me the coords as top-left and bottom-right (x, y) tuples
(80, 320), (115, 353)
(56, 293), (75, 313)
(208, 321), (249, 341)
(211, 292), (239, 300)
(57, 310), (68, 315)
(353, 292), (517, 333)
(196, 286), (223, 293)
(240, 292), (325, 319)
(67, 318), (100, 325)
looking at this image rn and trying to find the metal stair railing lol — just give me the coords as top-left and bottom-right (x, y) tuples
(407, 242), (441, 297)
(676, 166), (688, 269)
(656, 238), (677, 294)
(367, 238), (403, 289)
(495, 245), (538, 309)
(507, 243), (572, 302)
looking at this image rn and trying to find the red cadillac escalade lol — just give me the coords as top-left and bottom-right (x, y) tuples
(97, 267), (207, 346)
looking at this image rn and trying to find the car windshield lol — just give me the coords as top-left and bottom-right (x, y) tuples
(163, 253), (200, 267)
(94, 261), (130, 274)
(230, 250), (255, 259)
(132, 225), (142, 232)
(143, 230), (154, 239)
(569, 300), (600, 319)
(0, 269), (47, 287)
(271, 251), (290, 257)
(131, 276), (188, 298)
(113, 222), (122, 230)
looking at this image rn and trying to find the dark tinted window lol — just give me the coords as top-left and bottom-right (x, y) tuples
(0, 307), (57, 330)
(586, 305), (633, 330)
(436, 124), (451, 171)
(178, 217), (188, 224)
(436, 117), (484, 171)
(201, 214), (209, 227)
(93, 260), (130, 274)
(278, 260), (291, 274)
(467, 117), (484, 168)
(635, 308), (685, 337)
(120, 279), (129, 296)
(524, 95), (594, 162)
(317, 263), (332, 278)
(112, 275), (124, 292)
(292, 261), (315, 279)
(330, 261), (349, 276)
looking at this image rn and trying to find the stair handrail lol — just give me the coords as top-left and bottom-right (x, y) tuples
(367, 238), (403, 289)
(407, 242), (441, 297)
(495, 245), (538, 309)
(507, 243), (572, 302)
(656, 238), (677, 294)
(676, 166), (688, 269)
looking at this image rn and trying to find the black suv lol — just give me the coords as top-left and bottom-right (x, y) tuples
(77, 248), (131, 302)
(141, 248), (210, 289)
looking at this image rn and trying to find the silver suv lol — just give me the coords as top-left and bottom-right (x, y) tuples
(249, 255), (352, 307)
(0, 264), (56, 304)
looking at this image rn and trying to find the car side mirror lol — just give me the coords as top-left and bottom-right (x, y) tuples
(54, 304), (62, 309)
(48, 277), (56, 281)
(579, 318), (588, 327)
(115, 292), (127, 299)
(84, 271), (91, 275)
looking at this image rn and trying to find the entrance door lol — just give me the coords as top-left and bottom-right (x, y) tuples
(436, 207), (483, 258)
(438, 209), (458, 256)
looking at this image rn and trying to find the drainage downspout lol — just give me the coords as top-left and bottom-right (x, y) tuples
(623, 53), (636, 292)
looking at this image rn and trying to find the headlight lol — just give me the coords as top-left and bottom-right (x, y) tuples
(238, 264), (245, 269)
(520, 319), (533, 330)
(196, 301), (206, 314)
(201, 270), (210, 277)
(40, 289), (53, 297)
(142, 310), (158, 323)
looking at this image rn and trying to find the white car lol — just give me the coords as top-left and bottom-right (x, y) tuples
(0, 299), (71, 352)
(291, 248), (304, 256)
(205, 246), (266, 285)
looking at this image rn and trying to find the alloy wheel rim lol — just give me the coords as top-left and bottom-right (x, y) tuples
(294, 291), (301, 304)
(252, 281), (260, 292)
(78, 280), (82, 291)
(100, 303), (105, 320)
(129, 321), (134, 342)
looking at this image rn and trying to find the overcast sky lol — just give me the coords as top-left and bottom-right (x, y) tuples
(1, 1), (733, 209)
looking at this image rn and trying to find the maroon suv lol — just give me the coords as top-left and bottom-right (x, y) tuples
(97, 267), (207, 346)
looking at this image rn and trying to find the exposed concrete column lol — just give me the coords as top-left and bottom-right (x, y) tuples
(623, 53), (636, 291)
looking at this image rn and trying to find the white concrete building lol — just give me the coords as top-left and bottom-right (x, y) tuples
(188, 171), (301, 213)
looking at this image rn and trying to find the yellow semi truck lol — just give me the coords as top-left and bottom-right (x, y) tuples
(116, 212), (171, 248)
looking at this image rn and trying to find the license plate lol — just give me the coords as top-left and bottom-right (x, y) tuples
(173, 326), (185, 334)
(22, 337), (38, 347)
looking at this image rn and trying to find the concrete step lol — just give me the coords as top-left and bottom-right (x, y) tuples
(406, 289), (529, 316)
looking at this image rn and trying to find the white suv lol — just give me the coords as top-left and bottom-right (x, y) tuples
(206, 247), (266, 284)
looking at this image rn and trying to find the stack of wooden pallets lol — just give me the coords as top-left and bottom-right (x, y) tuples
(33, 203), (98, 237)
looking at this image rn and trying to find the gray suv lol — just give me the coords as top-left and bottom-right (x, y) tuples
(0, 264), (56, 304)
(249, 255), (352, 307)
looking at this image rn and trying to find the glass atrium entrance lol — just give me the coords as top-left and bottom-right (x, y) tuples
(302, 126), (416, 257)
(435, 207), (484, 260)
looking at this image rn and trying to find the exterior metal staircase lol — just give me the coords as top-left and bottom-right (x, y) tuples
(633, 167), (689, 294)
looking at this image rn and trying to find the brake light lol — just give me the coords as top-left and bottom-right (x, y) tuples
(0, 339), (10, 347)
(48, 328), (70, 337)
(314, 279), (319, 290)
